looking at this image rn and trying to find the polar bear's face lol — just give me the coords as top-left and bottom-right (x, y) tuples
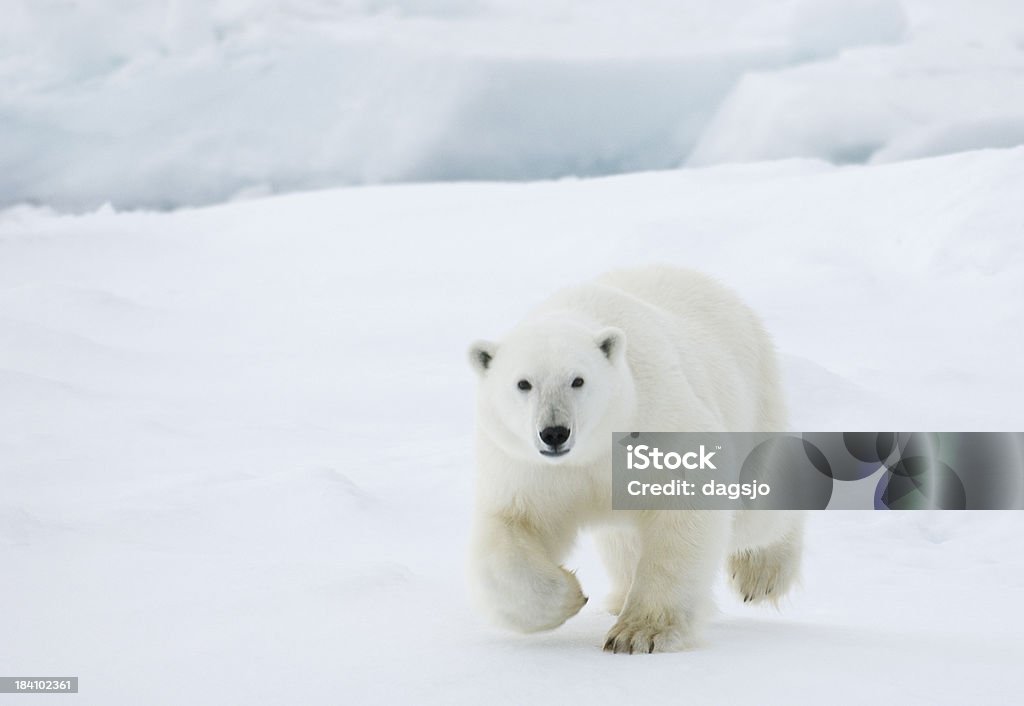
(469, 320), (632, 465)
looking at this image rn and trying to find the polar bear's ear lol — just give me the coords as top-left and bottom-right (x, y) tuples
(468, 340), (497, 375)
(596, 327), (626, 363)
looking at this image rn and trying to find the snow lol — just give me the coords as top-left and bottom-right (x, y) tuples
(4, 0), (1024, 210)
(2, 148), (1024, 703)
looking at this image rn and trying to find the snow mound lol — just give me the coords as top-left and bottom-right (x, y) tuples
(5, 0), (1024, 210)
(689, 37), (1024, 166)
(0, 0), (798, 211)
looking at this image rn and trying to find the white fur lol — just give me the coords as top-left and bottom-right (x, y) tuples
(468, 266), (804, 653)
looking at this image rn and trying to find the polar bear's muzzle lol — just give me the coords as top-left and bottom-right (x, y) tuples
(538, 425), (572, 457)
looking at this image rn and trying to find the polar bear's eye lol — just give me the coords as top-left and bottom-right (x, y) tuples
(571, 377), (585, 388)
(517, 380), (532, 391)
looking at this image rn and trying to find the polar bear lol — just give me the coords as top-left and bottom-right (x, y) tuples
(467, 266), (804, 653)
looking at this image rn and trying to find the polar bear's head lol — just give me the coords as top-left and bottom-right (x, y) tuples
(469, 318), (633, 465)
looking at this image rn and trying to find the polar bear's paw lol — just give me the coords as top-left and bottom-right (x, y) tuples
(603, 610), (693, 654)
(729, 535), (801, 605)
(528, 567), (589, 632)
(490, 566), (588, 633)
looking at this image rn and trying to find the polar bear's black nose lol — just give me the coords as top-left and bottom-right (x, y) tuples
(539, 425), (571, 448)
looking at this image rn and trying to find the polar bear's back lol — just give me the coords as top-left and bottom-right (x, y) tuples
(595, 266), (754, 325)
(536, 266), (786, 432)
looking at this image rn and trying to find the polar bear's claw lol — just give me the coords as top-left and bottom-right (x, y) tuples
(603, 612), (687, 654)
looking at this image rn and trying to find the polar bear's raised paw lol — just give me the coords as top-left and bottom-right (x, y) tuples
(491, 565), (588, 633)
(531, 567), (589, 631)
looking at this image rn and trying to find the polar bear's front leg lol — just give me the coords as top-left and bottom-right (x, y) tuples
(470, 514), (587, 633)
(604, 512), (730, 654)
